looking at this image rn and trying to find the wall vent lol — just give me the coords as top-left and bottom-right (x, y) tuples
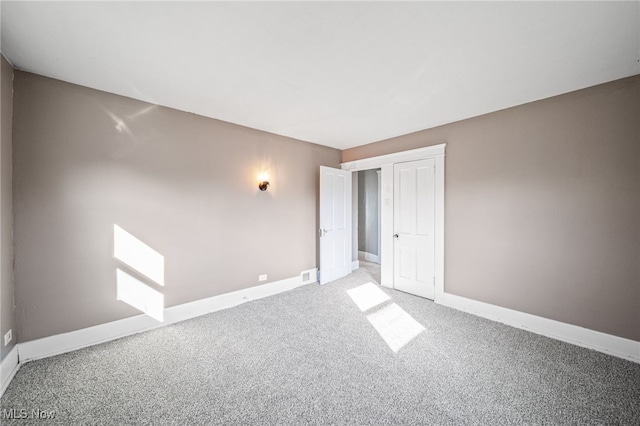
(300, 269), (317, 284)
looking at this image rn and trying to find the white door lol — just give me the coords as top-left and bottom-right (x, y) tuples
(319, 166), (352, 285)
(393, 159), (436, 299)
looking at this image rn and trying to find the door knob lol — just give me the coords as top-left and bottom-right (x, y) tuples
(394, 234), (399, 239)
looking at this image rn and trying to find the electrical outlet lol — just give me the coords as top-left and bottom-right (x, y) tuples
(258, 274), (267, 282)
(4, 329), (12, 346)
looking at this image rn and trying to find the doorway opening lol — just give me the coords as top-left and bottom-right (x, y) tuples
(352, 168), (382, 284)
(341, 144), (446, 302)
(353, 169), (381, 266)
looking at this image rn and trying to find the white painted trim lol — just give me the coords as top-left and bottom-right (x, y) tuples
(0, 346), (19, 397)
(376, 170), (381, 267)
(341, 144), (446, 172)
(18, 271), (316, 363)
(351, 260), (359, 271)
(438, 292), (640, 363)
(300, 268), (318, 285)
(343, 144), (446, 298)
(1, 52), (16, 69)
(380, 164), (394, 288)
(358, 250), (380, 264)
(434, 154), (446, 302)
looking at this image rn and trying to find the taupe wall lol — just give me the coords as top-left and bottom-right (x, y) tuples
(0, 55), (15, 360)
(8, 68), (640, 345)
(344, 75), (640, 342)
(13, 71), (341, 342)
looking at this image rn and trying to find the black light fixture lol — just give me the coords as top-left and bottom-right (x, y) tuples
(258, 171), (270, 191)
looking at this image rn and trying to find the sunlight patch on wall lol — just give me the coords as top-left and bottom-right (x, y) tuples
(114, 224), (165, 321)
(116, 269), (164, 322)
(114, 224), (164, 286)
(347, 282), (390, 312)
(366, 303), (425, 353)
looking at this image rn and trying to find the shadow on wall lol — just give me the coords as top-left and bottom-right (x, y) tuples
(113, 225), (165, 321)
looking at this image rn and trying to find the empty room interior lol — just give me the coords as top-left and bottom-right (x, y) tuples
(0, 1), (639, 424)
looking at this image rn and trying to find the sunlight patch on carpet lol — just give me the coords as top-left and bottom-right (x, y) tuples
(347, 282), (425, 352)
(366, 303), (425, 353)
(347, 282), (390, 312)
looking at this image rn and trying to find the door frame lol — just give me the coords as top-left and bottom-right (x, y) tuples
(341, 144), (445, 302)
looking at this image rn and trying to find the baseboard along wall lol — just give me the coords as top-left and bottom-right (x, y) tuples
(358, 251), (380, 264)
(2, 266), (638, 397)
(438, 292), (640, 363)
(0, 345), (19, 398)
(17, 270), (317, 365)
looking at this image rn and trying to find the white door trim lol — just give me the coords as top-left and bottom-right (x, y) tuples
(376, 170), (381, 266)
(341, 144), (445, 172)
(342, 144), (446, 302)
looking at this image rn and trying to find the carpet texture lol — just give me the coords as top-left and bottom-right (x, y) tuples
(2, 263), (639, 425)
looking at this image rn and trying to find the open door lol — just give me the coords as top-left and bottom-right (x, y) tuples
(319, 166), (352, 285)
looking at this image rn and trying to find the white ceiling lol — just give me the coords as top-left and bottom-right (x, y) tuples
(1, 1), (639, 150)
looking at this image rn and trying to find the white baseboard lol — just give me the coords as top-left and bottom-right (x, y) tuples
(438, 292), (640, 363)
(352, 260), (359, 271)
(18, 270), (317, 363)
(358, 251), (380, 264)
(7, 267), (637, 400)
(0, 345), (20, 397)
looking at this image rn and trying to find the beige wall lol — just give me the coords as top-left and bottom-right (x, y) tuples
(0, 55), (15, 360)
(344, 75), (640, 342)
(13, 71), (341, 342)
(7, 67), (640, 345)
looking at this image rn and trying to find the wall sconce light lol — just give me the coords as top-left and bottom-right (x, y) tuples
(258, 172), (270, 191)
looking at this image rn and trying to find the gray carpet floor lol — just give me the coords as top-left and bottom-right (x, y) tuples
(2, 262), (639, 425)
